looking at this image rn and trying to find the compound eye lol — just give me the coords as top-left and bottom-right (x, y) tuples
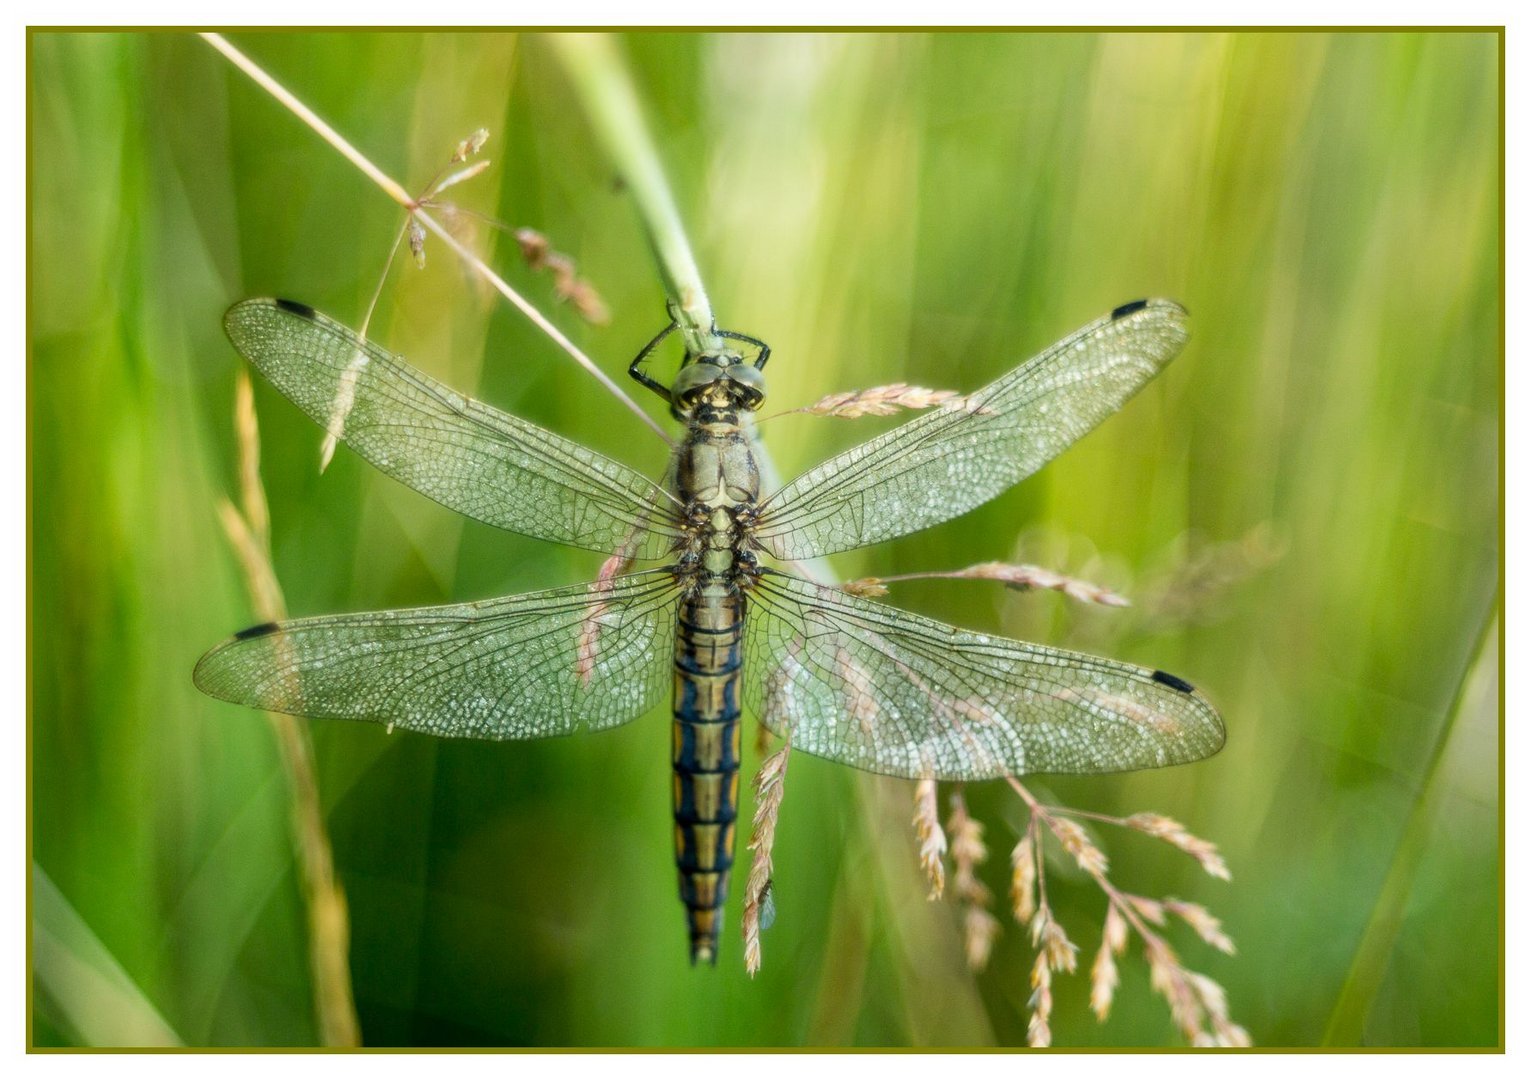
(726, 363), (767, 408)
(670, 362), (721, 406)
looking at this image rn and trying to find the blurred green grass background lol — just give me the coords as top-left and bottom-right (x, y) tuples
(29, 30), (1499, 1048)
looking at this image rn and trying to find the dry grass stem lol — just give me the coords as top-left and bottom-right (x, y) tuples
(320, 130), (613, 475)
(911, 779), (947, 899)
(317, 346), (371, 474)
(430, 159), (492, 198)
(972, 561), (1129, 606)
(401, 131), (493, 270)
(233, 374), (269, 547)
(217, 375), (360, 1047)
(215, 502), (280, 622)
(787, 382), (975, 419)
(411, 134), (609, 326)
(863, 562), (1129, 606)
(201, 34), (668, 441)
(743, 741), (791, 976)
(857, 563), (1132, 606)
(572, 553), (632, 686)
(993, 777), (1245, 1046)
(573, 597), (613, 688)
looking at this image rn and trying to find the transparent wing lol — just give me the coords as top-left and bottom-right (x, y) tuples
(743, 571), (1224, 780)
(754, 300), (1189, 561)
(225, 299), (682, 558)
(194, 570), (681, 740)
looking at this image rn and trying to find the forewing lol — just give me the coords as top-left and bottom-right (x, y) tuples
(224, 299), (681, 558)
(743, 571), (1224, 780)
(754, 300), (1189, 561)
(194, 570), (681, 739)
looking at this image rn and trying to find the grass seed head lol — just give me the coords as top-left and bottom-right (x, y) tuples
(791, 383), (971, 419)
(1009, 835), (1037, 923)
(1090, 938), (1120, 1022)
(1165, 898), (1236, 955)
(1125, 813), (1231, 880)
(451, 127), (490, 161)
(742, 742), (791, 976)
(912, 779), (947, 900)
(840, 577), (891, 598)
(964, 905), (1002, 972)
(1051, 815), (1109, 876)
(947, 793), (990, 902)
(1027, 951), (1054, 1048)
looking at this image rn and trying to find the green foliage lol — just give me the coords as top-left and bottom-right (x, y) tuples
(29, 30), (1499, 1047)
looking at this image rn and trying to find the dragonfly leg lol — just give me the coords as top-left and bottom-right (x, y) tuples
(717, 328), (771, 371)
(629, 320), (679, 405)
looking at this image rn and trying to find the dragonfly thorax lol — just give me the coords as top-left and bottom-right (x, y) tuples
(671, 381), (763, 585)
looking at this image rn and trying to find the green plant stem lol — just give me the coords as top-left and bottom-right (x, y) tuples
(546, 32), (842, 591)
(1321, 600), (1500, 1046)
(33, 864), (183, 1047)
(545, 33), (718, 355)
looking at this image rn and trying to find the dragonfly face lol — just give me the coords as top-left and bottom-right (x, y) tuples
(195, 296), (1224, 965)
(668, 354), (767, 416)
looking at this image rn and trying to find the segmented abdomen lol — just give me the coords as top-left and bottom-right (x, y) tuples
(672, 586), (745, 965)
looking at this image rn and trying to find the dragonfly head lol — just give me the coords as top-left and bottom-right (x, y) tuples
(671, 353), (767, 415)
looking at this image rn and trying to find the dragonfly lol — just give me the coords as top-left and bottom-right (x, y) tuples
(195, 296), (1225, 965)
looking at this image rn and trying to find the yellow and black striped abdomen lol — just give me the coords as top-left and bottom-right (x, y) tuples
(672, 586), (745, 965)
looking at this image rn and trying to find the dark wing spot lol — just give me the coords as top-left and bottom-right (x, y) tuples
(1151, 669), (1195, 694)
(234, 621), (281, 641)
(1110, 299), (1150, 321)
(275, 298), (318, 320)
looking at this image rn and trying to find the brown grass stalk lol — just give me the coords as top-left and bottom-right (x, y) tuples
(1005, 775), (1248, 1046)
(854, 562), (1130, 607)
(743, 740), (791, 976)
(784, 382), (969, 419)
(217, 373), (360, 1047)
